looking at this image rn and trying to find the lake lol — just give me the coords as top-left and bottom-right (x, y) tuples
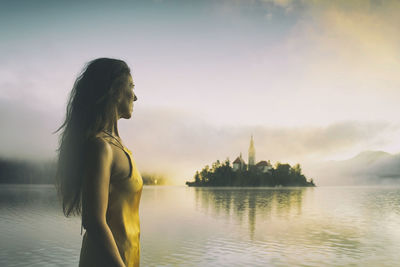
(1, 184), (400, 266)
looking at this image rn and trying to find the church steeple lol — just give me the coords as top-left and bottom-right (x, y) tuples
(248, 135), (255, 166)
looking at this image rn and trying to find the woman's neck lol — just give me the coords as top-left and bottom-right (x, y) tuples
(103, 121), (119, 137)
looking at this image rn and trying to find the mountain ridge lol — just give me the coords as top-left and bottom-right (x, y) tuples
(304, 150), (400, 185)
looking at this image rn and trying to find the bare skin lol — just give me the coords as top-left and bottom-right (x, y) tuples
(81, 74), (137, 267)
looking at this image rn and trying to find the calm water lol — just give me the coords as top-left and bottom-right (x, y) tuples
(1, 185), (400, 266)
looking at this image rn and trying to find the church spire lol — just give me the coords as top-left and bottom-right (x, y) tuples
(248, 135), (255, 166)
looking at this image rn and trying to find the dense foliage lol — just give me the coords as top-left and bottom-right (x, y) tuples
(186, 159), (315, 187)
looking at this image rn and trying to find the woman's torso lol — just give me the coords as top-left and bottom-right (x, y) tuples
(79, 132), (143, 267)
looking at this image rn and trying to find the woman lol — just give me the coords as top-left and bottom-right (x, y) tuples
(55, 58), (143, 267)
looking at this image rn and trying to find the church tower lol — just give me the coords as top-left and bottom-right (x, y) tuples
(248, 135), (255, 166)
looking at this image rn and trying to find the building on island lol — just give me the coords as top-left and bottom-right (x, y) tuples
(233, 136), (272, 173)
(248, 135), (255, 166)
(232, 152), (246, 171)
(255, 160), (272, 173)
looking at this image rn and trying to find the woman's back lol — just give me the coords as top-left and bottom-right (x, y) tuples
(79, 132), (143, 267)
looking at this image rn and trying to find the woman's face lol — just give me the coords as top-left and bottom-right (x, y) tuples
(117, 74), (137, 119)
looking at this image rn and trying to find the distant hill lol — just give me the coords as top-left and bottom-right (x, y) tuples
(0, 158), (57, 184)
(304, 151), (400, 185)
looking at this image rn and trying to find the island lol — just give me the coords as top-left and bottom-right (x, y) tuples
(186, 136), (315, 187)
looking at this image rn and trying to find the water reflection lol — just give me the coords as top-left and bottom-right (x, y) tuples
(194, 187), (308, 238)
(2, 185), (400, 266)
(0, 185), (80, 267)
(0, 184), (59, 209)
(192, 187), (375, 265)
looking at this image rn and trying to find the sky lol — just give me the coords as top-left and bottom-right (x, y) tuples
(1, 0), (400, 184)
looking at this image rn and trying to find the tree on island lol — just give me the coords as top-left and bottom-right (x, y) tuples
(186, 159), (315, 187)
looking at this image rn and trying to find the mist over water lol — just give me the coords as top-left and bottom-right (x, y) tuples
(1, 184), (400, 266)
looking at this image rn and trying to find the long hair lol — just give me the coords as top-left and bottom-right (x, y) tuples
(55, 58), (131, 217)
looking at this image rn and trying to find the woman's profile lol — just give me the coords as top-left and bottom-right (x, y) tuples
(55, 58), (142, 267)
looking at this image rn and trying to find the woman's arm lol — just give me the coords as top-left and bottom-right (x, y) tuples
(81, 137), (126, 267)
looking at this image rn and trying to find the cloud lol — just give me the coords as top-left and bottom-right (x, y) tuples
(261, 0), (296, 12)
(0, 99), (62, 161)
(271, 0), (400, 92)
(236, 0), (400, 94)
(0, 95), (398, 183)
(232, 0), (400, 126)
(120, 107), (399, 183)
(295, 0), (400, 92)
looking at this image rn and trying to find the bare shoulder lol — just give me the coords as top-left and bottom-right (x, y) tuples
(86, 136), (113, 160)
(82, 136), (114, 182)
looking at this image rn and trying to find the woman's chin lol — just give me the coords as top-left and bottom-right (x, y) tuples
(120, 112), (132, 119)
(128, 111), (134, 119)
